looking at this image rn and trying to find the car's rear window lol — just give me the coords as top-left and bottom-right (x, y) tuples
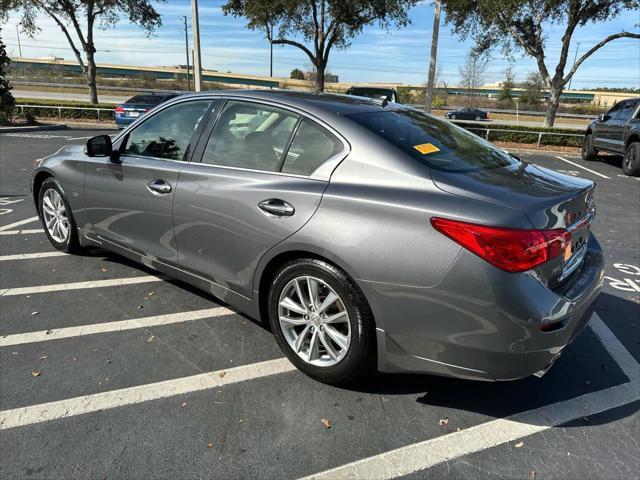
(346, 108), (518, 172)
(126, 95), (172, 105)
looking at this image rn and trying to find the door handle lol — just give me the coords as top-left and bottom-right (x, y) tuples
(146, 179), (172, 195)
(258, 199), (295, 217)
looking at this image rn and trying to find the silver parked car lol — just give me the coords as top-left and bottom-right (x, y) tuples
(33, 90), (604, 384)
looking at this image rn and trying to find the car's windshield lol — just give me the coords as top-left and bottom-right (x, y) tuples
(348, 88), (394, 101)
(346, 108), (518, 172)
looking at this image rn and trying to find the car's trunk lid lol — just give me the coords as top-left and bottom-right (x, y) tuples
(431, 162), (596, 287)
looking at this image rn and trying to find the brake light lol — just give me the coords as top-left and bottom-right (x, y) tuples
(431, 217), (571, 273)
(115, 106), (124, 113)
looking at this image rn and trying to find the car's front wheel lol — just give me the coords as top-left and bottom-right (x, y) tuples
(38, 177), (81, 253)
(582, 133), (598, 161)
(475, 116), (481, 121)
(623, 142), (640, 177)
(450, 114), (457, 120)
(268, 258), (375, 384)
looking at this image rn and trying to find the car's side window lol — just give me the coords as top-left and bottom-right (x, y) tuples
(606, 102), (623, 120)
(617, 102), (636, 122)
(202, 101), (299, 172)
(281, 119), (343, 176)
(123, 100), (211, 161)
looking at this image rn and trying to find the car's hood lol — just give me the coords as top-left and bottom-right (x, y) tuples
(430, 162), (595, 229)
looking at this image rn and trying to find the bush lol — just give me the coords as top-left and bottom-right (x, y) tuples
(454, 121), (584, 147)
(14, 99), (115, 121)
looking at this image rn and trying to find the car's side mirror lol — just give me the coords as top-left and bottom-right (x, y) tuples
(598, 114), (610, 122)
(85, 135), (112, 157)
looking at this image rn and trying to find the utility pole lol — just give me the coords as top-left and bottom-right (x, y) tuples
(567, 42), (581, 91)
(191, 0), (203, 92)
(183, 16), (191, 91)
(268, 22), (274, 78)
(16, 25), (23, 58)
(424, 0), (441, 113)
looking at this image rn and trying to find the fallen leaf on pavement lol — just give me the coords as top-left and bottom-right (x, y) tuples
(40, 355), (48, 360)
(514, 441), (524, 448)
(147, 335), (155, 343)
(206, 442), (214, 449)
(136, 305), (144, 309)
(101, 268), (108, 272)
(31, 370), (41, 377)
(217, 371), (226, 378)
(438, 417), (449, 426)
(181, 402), (187, 407)
(321, 418), (331, 429)
(31, 311), (39, 316)
(530, 470), (537, 479)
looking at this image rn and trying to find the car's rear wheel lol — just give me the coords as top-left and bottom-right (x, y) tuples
(622, 142), (640, 177)
(582, 133), (598, 161)
(268, 258), (375, 385)
(38, 177), (81, 253)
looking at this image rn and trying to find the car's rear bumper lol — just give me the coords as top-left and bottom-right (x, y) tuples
(114, 114), (137, 128)
(365, 235), (605, 381)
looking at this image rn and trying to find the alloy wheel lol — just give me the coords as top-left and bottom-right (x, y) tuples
(278, 275), (351, 367)
(41, 188), (69, 243)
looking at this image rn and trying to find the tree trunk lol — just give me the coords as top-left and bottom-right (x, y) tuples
(544, 82), (562, 128)
(314, 61), (325, 93)
(85, 47), (98, 104)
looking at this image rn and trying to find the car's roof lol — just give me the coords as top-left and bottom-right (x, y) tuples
(179, 89), (403, 117)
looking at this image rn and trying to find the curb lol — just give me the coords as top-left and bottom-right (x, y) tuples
(0, 124), (68, 133)
(39, 120), (117, 130)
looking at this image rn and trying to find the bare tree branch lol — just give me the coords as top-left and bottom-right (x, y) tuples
(563, 31), (640, 84)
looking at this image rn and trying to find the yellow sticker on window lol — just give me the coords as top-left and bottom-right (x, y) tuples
(413, 143), (440, 155)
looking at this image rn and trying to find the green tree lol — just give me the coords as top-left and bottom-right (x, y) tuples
(3, 0), (164, 104)
(0, 32), (15, 125)
(223, 0), (420, 92)
(497, 65), (515, 103)
(290, 68), (305, 80)
(440, 0), (640, 126)
(519, 72), (545, 107)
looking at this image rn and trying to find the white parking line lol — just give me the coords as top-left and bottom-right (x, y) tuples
(0, 216), (39, 232)
(555, 156), (611, 179)
(0, 275), (163, 297)
(0, 307), (233, 346)
(0, 357), (295, 430)
(301, 313), (640, 479)
(0, 251), (67, 261)
(0, 229), (44, 236)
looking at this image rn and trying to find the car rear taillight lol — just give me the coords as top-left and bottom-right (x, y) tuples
(431, 217), (571, 273)
(115, 106), (124, 113)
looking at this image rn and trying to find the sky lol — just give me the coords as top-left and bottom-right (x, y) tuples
(2, 0), (639, 90)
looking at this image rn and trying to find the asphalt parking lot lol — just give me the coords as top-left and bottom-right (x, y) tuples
(0, 128), (638, 480)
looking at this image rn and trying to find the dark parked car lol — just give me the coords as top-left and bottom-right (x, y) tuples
(345, 87), (397, 103)
(445, 108), (489, 121)
(582, 98), (640, 176)
(115, 93), (181, 129)
(33, 91), (603, 384)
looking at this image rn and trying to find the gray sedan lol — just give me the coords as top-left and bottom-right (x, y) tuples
(32, 90), (604, 384)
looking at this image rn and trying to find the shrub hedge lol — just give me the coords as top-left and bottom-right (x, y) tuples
(454, 121), (585, 147)
(14, 98), (115, 121)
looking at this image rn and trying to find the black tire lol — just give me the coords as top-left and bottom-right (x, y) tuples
(582, 133), (598, 161)
(268, 258), (375, 385)
(38, 177), (81, 253)
(622, 142), (640, 177)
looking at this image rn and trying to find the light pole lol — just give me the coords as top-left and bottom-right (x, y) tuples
(424, 0), (441, 113)
(16, 25), (23, 58)
(567, 41), (581, 91)
(183, 16), (191, 91)
(515, 98), (519, 125)
(191, 0), (203, 92)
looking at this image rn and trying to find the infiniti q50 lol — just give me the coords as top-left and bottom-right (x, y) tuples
(32, 91), (604, 384)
